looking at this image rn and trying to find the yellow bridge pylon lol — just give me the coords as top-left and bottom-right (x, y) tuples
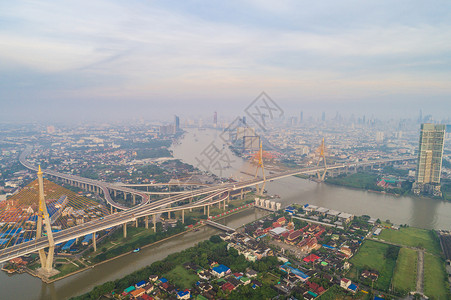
(36, 166), (58, 277)
(255, 141), (266, 196)
(316, 138), (328, 181)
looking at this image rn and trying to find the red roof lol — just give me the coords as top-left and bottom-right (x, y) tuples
(287, 230), (302, 242)
(222, 282), (235, 292)
(277, 217), (286, 224)
(303, 254), (320, 262)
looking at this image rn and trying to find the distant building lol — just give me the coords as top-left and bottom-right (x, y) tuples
(375, 131), (384, 143)
(413, 123), (446, 196)
(159, 124), (175, 136)
(174, 115), (180, 133)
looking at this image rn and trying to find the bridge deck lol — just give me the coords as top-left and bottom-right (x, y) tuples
(204, 220), (235, 232)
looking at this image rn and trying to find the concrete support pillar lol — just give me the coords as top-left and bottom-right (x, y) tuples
(153, 215), (156, 232)
(123, 223), (127, 238)
(132, 194), (136, 205)
(114, 190), (117, 197)
(189, 197), (193, 212)
(145, 215), (149, 229)
(123, 192), (127, 201)
(207, 205), (210, 217)
(204, 205), (206, 215)
(110, 205), (113, 214)
(182, 209), (184, 224)
(93, 232), (97, 252)
(240, 188), (244, 200)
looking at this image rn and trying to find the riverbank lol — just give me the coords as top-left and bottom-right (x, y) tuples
(24, 200), (257, 284)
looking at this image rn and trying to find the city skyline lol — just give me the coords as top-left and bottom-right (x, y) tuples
(1, 1), (451, 122)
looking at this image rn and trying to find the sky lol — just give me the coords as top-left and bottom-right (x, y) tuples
(0, 0), (450, 123)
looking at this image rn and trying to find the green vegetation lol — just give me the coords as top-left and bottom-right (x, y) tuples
(90, 222), (187, 263)
(392, 248), (417, 294)
(349, 240), (399, 292)
(135, 148), (172, 159)
(163, 265), (198, 290)
(378, 227), (442, 255)
(228, 282), (277, 299)
(423, 253), (450, 300)
(260, 272), (280, 285)
(294, 174), (309, 179)
(326, 172), (382, 191)
(382, 166), (409, 177)
(317, 285), (362, 300)
(441, 181), (451, 201)
(72, 238), (282, 300)
(51, 262), (80, 280)
(442, 158), (451, 169)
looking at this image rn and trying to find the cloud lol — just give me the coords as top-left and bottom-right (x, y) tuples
(0, 0), (450, 121)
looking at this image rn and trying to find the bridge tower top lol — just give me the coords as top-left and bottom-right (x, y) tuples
(316, 138), (328, 181)
(254, 141), (267, 195)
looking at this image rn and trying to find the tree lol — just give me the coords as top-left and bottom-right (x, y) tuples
(209, 235), (222, 244)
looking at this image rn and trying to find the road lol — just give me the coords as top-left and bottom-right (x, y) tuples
(0, 149), (415, 264)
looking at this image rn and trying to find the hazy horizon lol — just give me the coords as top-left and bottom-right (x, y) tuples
(1, 1), (450, 123)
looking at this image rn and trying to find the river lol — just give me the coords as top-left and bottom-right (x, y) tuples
(172, 128), (451, 230)
(1, 128), (450, 299)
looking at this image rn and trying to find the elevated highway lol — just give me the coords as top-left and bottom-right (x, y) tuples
(1, 151), (415, 264)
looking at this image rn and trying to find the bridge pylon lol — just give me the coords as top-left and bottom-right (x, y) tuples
(316, 138), (328, 181)
(36, 166), (59, 277)
(255, 141), (266, 196)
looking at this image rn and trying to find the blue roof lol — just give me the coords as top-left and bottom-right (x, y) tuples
(0, 228), (23, 238)
(160, 277), (168, 283)
(15, 237), (31, 245)
(82, 233), (94, 243)
(281, 264), (309, 279)
(374, 297), (384, 300)
(212, 264), (230, 274)
(322, 244), (336, 250)
(62, 239), (76, 251)
(177, 290), (190, 297)
(0, 238), (9, 245)
(136, 280), (146, 287)
(349, 283), (358, 291)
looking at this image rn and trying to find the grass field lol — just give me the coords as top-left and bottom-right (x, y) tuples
(349, 240), (398, 292)
(163, 265), (199, 290)
(51, 262), (79, 279)
(317, 285), (354, 300)
(423, 253), (449, 300)
(326, 172), (380, 190)
(261, 272), (280, 285)
(392, 248), (417, 293)
(378, 227), (441, 255)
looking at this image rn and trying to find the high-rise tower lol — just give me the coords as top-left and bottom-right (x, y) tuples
(174, 115), (180, 134)
(413, 123), (445, 196)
